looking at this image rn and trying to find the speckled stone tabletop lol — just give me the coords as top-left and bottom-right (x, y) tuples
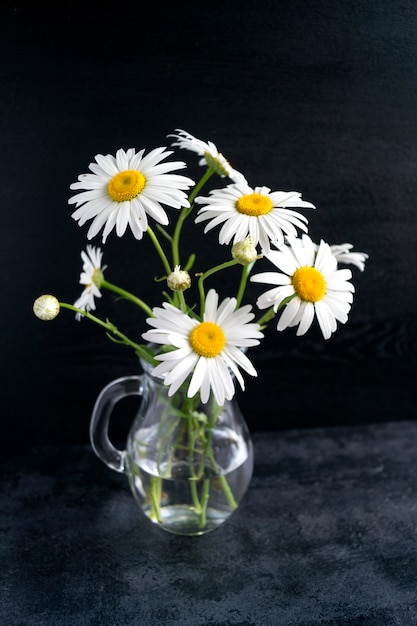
(2, 421), (417, 626)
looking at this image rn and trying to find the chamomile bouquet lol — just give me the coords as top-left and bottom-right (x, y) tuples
(33, 129), (368, 534)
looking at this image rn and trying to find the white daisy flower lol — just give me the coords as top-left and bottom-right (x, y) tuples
(73, 245), (106, 321)
(250, 234), (355, 340)
(168, 128), (246, 183)
(142, 289), (263, 405)
(69, 147), (194, 243)
(195, 181), (315, 255)
(327, 243), (369, 272)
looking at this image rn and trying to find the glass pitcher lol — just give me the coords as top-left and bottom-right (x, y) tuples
(89, 355), (254, 536)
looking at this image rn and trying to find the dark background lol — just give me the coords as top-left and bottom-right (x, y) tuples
(2, 0), (417, 452)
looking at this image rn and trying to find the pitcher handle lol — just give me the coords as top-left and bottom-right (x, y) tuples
(89, 375), (144, 473)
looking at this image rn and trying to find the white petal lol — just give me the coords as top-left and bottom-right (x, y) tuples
(188, 357), (207, 399)
(204, 290), (219, 321)
(315, 301), (336, 339)
(296, 301), (315, 336)
(277, 297), (301, 331)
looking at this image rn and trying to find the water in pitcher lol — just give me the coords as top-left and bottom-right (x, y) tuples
(126, 424), (253, 535)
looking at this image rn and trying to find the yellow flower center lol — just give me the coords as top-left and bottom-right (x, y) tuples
(292, 267), (326, 302)
(107, 170), (146, 202)
(189, 322), (226, 358)
(236, 193), (273, 216)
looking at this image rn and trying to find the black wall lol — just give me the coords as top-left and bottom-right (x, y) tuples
(2, 0), (417, 450)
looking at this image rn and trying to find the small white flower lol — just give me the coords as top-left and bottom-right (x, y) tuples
(142, 289), (263, 405)
(251, 234), (355, 340)
(169, 129), (246, 183)
(167, 265), (191, 292)
(73, 245), (106, 321)
(327, 243), (369, 272)
(195, 181), (315, 254)
(33, 295), (60, 320)
(69, 147), (194, 243)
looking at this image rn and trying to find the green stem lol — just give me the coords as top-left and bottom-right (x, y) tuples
(194, 396), (238, 515)
(58, 303), (155, 364)
(256, 306), (277, 329)
(235, 264), (249, 309)
(177, 290), (188, 313)
(147, 225), (172, 275)
(205, 398), (238, 510)
(187, 411), (203, 515)
(255, 294), (296, 329)
(172, 168), (215, 267)
(190, 479), (202, 517)
(101, 279), (153, 317)
(197, 259), (238, 318)
(217, 475), (238, 510)
(156, 412), (182, 476)
(150, 475), (162, 523)
(187, 167), (215, 206)
(172, 208), (191, 267)
(199, 479), (211, 528)
(199, 429), (238, 512)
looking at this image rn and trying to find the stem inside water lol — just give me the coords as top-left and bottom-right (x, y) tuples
(140, 388), (240, 530)
(150, 475), (162, 523)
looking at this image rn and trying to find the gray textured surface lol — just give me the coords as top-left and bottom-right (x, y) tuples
(2, 421), (417, 625)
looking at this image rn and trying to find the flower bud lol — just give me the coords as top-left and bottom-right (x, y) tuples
(231, 236), (260, 265)
(33, 295), (60, 320)
(167, 266), (191, 292)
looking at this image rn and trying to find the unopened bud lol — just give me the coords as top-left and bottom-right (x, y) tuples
(33, 295), (60, 320)
(167, 266), (191, 292)
(231, 236), (260, 265)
